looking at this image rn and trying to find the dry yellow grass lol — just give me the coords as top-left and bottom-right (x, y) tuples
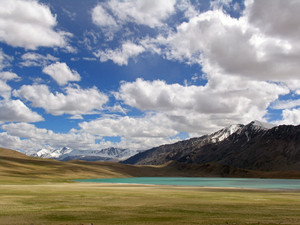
(1, 183), (300, 225)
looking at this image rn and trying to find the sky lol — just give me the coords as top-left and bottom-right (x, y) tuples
(1, 0), (300, 152)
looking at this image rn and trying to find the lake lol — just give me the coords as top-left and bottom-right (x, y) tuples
(74, 177), (300, 190)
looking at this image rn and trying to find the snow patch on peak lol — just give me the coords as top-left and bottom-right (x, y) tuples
(252, 120), (276, 130)
(209, 124), (243, 143)
(36, 149), (52, 157)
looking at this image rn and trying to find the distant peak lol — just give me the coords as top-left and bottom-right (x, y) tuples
(251, 120), (276, 130)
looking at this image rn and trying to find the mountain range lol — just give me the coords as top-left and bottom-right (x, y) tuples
(25, 120), (300, 173)
(123, 120), (300, 172)
(25, 147), (138, 162)
(3, 146), (300, 182)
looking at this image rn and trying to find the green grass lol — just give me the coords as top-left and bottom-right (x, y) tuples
(1, 183), (300, 225)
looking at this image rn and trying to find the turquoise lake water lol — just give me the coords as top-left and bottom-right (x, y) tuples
(75, 177), (300, 190)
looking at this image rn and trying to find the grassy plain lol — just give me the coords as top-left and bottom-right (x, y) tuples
(1, 147), (300, 225)
(1, 183), (300, 225)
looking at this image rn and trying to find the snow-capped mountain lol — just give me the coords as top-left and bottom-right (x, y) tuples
(28, 147), (73, 159)
(123, 120), (300, 172)
(26, 147), (138, 162)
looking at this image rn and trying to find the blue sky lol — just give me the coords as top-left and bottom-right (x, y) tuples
(1, 0), (300, 152)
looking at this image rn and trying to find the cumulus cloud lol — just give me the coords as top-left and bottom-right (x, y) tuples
(0, 122), (180, 151)
(0, 123), (101, 151)
(0, 80), (13, 100)
(94, 41), (145, 65)
(13, 84), (109, 116)
(246, 0), (300, 42)
(0, 71), (20, 99)
(0, 132), (42, 151)
(273, 108), (300, 125)
(116, 78), (288, 113)
(20, 52), (59, 67)
(91, 0), (300, 82)
(79, 113), (178, 138)
(92, 0), (176, 39)
(138, 0), (300, 81)
(0, 100), (44, 124)
(107, 0), (176, 27)
(42, 62), (81, 85)
(0, 71), (20, 81)
(113, 136), (181, 151)
(271, 99), (300, 110)
(114, 77), (289, 133)
(103, 0), (300, 132)
(0, 0), (72, 50)
(0, 72), (42, 124)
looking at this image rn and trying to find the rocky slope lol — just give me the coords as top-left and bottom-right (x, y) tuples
(123, 121), (300, 172)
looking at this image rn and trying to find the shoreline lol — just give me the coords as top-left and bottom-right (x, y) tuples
(73, 177), (300, 191)
(39, 181), (300, 193)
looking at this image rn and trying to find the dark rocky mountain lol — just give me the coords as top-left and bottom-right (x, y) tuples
(123, 121), (300, 172)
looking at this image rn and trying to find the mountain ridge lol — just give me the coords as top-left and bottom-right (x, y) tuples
(2, 147), (300, 184)
(123, 121), (300, 172)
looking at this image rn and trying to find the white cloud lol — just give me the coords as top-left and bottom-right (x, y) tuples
(20, 52), (59, 67)
(0, 123), (102, 151)
(175, 0), (200, 19)
(0, 0), (71, 49)
(0, 122), (180, 151)
(210, 0), (233, 10)
(0, 100), (44, 124)
(271, 99), (300, 110)
(116, 78), (288, 113)
(137, 0), (300, 81)
(0, 80), (12, 100)
(91, 0), (176, 39)
(94, 41), (145, 65)
(0, 71), (20, 99)
(108, 103), (128, 115)
(14, 84), (109, 116)
(113, 136), (181, 151)
(114, 77), (289, 133)
(273, 108), (300, 125)
(0, 132), (41, 151)
(92, 4), (119, 40)
(42, 62), (81, 86)
(79, 113), (178, 138)
(69, 115), (84, 120)
(107, 0), (176, 27)
(1, 122), (48, 139)
(0, 71), (19, 81)
(63, 45), (78, 54)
